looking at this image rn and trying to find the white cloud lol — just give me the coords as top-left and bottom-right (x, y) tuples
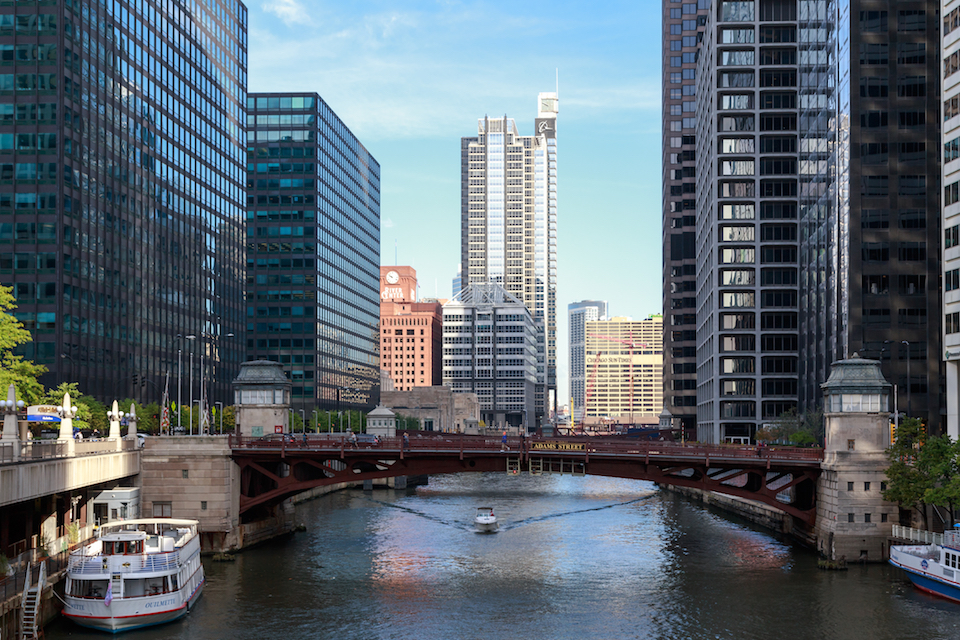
(262, 0), (313, 27)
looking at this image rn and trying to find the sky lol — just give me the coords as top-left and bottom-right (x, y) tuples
(247, 0), (664, 406)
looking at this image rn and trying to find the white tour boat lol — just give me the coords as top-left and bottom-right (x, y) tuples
(890, 524), (960, 603)
(474, 507), (498, 533)
(62, 518), (205, 633)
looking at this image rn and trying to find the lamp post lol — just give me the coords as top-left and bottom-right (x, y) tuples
(215, 401), (223, 435)
(185, 335), (196, 435)
(299, 409), (305, 434)
(901, 340), (911, 418)
(176, 335), (183, 433)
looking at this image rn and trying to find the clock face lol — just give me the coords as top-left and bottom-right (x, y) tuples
(386, 270), (399, 284)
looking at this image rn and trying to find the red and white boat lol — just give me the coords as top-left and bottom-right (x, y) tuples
(62, 518), (205, 633)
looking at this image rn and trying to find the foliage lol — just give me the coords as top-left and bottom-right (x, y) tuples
(884, 418), (931, 529)
(0, 352), (46, 405)
(921, 434), (960, 529)
(117, 400), (160, 435)
(394, 414), (423, 431)
(67, 522), (80, 544)
(0, 286), (46, 404)
(769, 406), (824, 446)
(40, 383), (108, 434)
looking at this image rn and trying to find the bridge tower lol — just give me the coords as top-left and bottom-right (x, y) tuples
(815, 353), (898, 562)
(232, 360), (291, 438)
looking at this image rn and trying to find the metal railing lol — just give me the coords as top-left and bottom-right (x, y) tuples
(228, 433), (825, 463)
(0, 437), (136, 466)
(892, 524), (943, 545)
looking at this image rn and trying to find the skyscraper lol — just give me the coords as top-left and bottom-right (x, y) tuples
(797, 1), (942, 430)
(584, 315), (663, 425)
(2, 0), (247, 405)
(945, 0), (960, 439)
(662, 0), (709, 435)
(246, 92), (380, 414)
(693, 0), (801, 444)
(568, 300), (607, 424)
(442, 282), (539, 431)
(460, 92), (558, 424)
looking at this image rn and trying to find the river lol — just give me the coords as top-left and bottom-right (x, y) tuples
(46, 473), (960, 639)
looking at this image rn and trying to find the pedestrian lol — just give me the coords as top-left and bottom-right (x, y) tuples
(349, 430), (358, 448)
(403, 432), (410, 451)
(501, 430), (508, 452)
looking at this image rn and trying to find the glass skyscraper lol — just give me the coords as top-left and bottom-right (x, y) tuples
(2, 0), (247, 405)
(246, 92), (380, 414)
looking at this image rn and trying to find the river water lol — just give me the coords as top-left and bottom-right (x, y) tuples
(47, 473), (960, 640)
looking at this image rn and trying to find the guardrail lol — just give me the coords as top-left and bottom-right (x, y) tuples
(892, 524), (943, 546)
(228, 433), (825, 463)
(0, 437), (137, 465)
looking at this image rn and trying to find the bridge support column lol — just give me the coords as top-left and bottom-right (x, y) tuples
(815, 354), (898, 563)
(1, 384), (22, 460)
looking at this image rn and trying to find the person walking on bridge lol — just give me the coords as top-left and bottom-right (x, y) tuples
(501, 431), (508, 452)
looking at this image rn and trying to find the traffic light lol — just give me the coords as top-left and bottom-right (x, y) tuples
(132, 374), (139, 386)
(141, 375), (146, 387)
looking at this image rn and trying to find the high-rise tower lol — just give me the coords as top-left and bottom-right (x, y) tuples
(460, 93), (558, 426)
(568, 300), (607, 424)
(2, 0), (248, 406)
(246, 92), (381, 414)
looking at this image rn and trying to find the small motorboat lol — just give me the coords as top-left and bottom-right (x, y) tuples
(474, 507), (498, 533)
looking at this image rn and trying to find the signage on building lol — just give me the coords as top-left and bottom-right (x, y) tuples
(26, 405), (61, 422)
(530, 441), (584, 452)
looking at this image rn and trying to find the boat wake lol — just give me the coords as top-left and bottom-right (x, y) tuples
(500, 493), (658, 531)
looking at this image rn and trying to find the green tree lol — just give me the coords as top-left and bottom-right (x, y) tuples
(920, 434), (960, 529)
(0, 285), (47, 404)
(884, 417), (931, 530)
(40, 383), (103, 434)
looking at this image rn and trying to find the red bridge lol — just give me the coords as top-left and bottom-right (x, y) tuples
(229, 433), (824, 526)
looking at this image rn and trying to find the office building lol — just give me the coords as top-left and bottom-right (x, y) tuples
(380, 266), (442, 391)
(460, 92), (558, 421)
(442, 282), (540, 430)
(2, 0), (247, 405)
(694, 0), (801, 444)
(246, 92), (380, 413)
(568, 300), (608, 424)
(946, 0), (960, 439)
(584, 316), (663, 425)
(797, 1), (942, 429)
(662, 0), (709, 438)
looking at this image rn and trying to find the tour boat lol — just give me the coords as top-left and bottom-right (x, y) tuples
(890, 525), (960, 603)
(474, 507), (498, 533)
(62, 518), (205, 633)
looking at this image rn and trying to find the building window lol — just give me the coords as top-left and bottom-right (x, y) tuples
(201, 501), (208, 511)
(864, 482), (871, 491)
(864, 513), (872, 523)
(847, 481), (854, 491)
(881, 513), (888, 523)
(848, 513), (855, 523)
(182, 469), (189, 479)
(847, 439), (856, 451)
(153, 502), (172, 518)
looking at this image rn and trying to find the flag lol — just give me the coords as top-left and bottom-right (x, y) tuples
(104, 581), (113, 607)
(199, 373), (211, 434)
(160, 372), (170, 435)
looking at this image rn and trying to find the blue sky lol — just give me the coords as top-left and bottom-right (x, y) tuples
(247, 0), (664, 406)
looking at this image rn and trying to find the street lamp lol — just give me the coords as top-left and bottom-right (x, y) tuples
(176, 335), (182, 433)
(185, 335), (196, 435)
(299, 409), (305, 434)
(901, 340), (911, 418)
(215, 401), (223, 435)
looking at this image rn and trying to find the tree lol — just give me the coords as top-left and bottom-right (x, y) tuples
(40, 383), (104, 434)
(0, 285), (46, 404)
(920, 434), (960, 529)
(884, 418), (931, 530)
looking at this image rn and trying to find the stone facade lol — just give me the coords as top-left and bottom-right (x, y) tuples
(815, 355), (898, 562)
(233, 360), (292, 438)
(381, 386), (477, 433)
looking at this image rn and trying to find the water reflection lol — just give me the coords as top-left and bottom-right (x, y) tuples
(45, 473), (960, 640)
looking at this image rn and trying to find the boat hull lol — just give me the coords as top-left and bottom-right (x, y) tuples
(63, 578), (204, 634)
(890, 545), (960, 603)
(474, 519), (498, 533)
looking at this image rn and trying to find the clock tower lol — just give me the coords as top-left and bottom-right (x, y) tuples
(380, 266), (417, 303)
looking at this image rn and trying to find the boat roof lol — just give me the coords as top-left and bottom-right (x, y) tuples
(101, 530), (148, 541)
(476, 506), (493, 510)
(99, 518), (199, 532)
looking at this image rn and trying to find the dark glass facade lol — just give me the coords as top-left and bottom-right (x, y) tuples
(798, 0), (943, 429)
(662, 0), (709, 435)
(1, 0), (247, 406)
(245, 92), (380, 414)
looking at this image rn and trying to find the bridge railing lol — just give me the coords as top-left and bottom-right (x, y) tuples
(228, 433), (824, 462)
(892, 524), (943, 546)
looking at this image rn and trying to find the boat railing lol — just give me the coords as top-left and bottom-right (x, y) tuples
(68, 548), (180, 574)
(892, 524), (943, 546)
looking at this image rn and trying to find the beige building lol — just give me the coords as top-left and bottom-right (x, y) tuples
(380, 266), (443, 391)
(583, 315), (663, 425)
